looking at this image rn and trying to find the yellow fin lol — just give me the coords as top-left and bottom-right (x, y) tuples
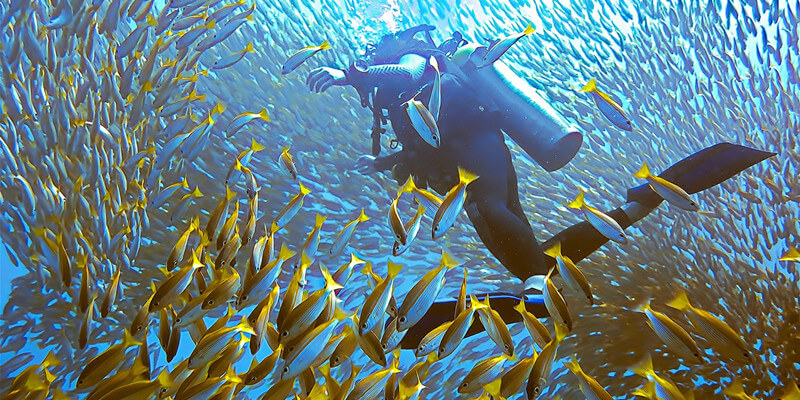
(666, 290), (691, 311)
(299, 182), (311, 196)
(440, 249), (461, 270)
(566, 191), (585, 209)
(543, 241), (562, 259)
(457, 166), (478, 185)
(399, 176), (417, 194)
(633, 162), (652, 179)
(387, 261), (403, 278)
(319, 40), (330, 50)
(357, 209), (369, 223)
(581, 78), (597, 92)
(523, 23), (535, 35)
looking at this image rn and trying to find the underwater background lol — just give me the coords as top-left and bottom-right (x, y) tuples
(0, 0), (799, 399)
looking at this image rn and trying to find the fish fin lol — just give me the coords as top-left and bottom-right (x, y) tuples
(245, 42), (255, 53)
(543, 241), (562, 259)
(357, 209), (369, 223)
(457, 166), (479, 185)
(146, 14), (157, 27)
(440, 249), (461, 270)
(320, 264), (343, 291)
(122, 329), (143, 348)
(225, 186), (236, 201)
(279, 243), (296, 260)
(564, 356), (581, 374)
(523, 23), (535, 35)
(250, 138), (266, 152)
(553, 319), (568, 343)
(299, 182), (311, 195)
(580, 78), (597, 92)
(156, 368), (175, 389)
(630, 353), (653, 378)
(484, 377), (502, 398)
(666, 290), (691, 311)
(566, 190), (585, 209)
(469, 294), (487, 310)
(315, 214), (327, 227)
(632, 381), (655, 398)
(399, 176), (417, 194)
(513, 298), (526, 315)
(633, 162), (651, 179)
(319, 39), (331, 50)
(634, 298), (651, 314)
(779, 247), (800, 261)
(387, 261), (403, 278)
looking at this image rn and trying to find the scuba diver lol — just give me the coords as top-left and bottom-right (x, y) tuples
(305, 25), (774, 359)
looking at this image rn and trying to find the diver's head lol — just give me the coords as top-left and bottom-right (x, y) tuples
(364, 24), (437, 64)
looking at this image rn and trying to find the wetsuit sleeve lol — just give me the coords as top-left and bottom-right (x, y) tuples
(346, 54), (428, 90)
(373, 151), (405, 172)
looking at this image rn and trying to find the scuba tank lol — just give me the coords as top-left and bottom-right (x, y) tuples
(452, 44), (583, 172)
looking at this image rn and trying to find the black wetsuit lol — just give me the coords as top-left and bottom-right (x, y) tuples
(361, 53), (551, 281)
(307, 41), (775, 349)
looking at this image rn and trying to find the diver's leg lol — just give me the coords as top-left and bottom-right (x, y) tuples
(400, 143), (775, 349)
(455, 132), (549, 280)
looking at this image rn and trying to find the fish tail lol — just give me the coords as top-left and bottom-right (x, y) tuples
(357, 208), (369, 222)
(319, 40), (331, 50)
(122, 329), (142, 347)
(250, 139), (266, 152)
(360, 262), (374, 278)
(399, 176), (417, 194)
(279, 243), (295, 260)
(543, 241), (562, 258)
(314, 214), (327, 227)
(630, 353), (653, 378)
(387, 261), (403, 278)
(553, 319), (568, 343)
(484, 377), (502, 398)
(320, 264), (343, 291)
(632, 381), (655, 398)
(146, 14), (157, 26)
(440, 249), (461, 270)
(225, 186), (236, 201)
(457, 166), (479, 185)
(633, 298), (651, 314)
(245, 42), (255, 52)
(564, 357), (581, 374)
(580, 78), (597, 92)
(633, 162), (651, 179)
(666, 290), (691, 311)
(566, 190), (585, 209)
(513, 298), (526, 315)
(523, 23), (535, 35)
(299, 182), (311, 195)
(258, 108), (270, 121)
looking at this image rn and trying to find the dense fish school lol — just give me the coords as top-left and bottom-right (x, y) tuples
(0, 0), (799, 399)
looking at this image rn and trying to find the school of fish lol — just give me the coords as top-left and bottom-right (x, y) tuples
(0, 0), (799, 399)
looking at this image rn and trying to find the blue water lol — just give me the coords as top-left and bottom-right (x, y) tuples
(1, 0), (799, 399)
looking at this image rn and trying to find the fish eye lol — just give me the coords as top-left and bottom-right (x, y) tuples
(382, 343), (388, 349)
(744, 351), (750, 357)
(283, 367), (289, 373)
(399, 316), (406, 323)
(504, 344), (509, 349)
(175, 317), (182, 323)
(281, 331), (288, 336)
(361, 323), (367, 329)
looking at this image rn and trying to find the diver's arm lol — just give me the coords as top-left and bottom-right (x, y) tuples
(307, 54), (428, 93)
(346, 54), (428, 89)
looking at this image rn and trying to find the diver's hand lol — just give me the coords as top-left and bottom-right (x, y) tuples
(307, 67), (346, 93)
(353, 155), (377, 174)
